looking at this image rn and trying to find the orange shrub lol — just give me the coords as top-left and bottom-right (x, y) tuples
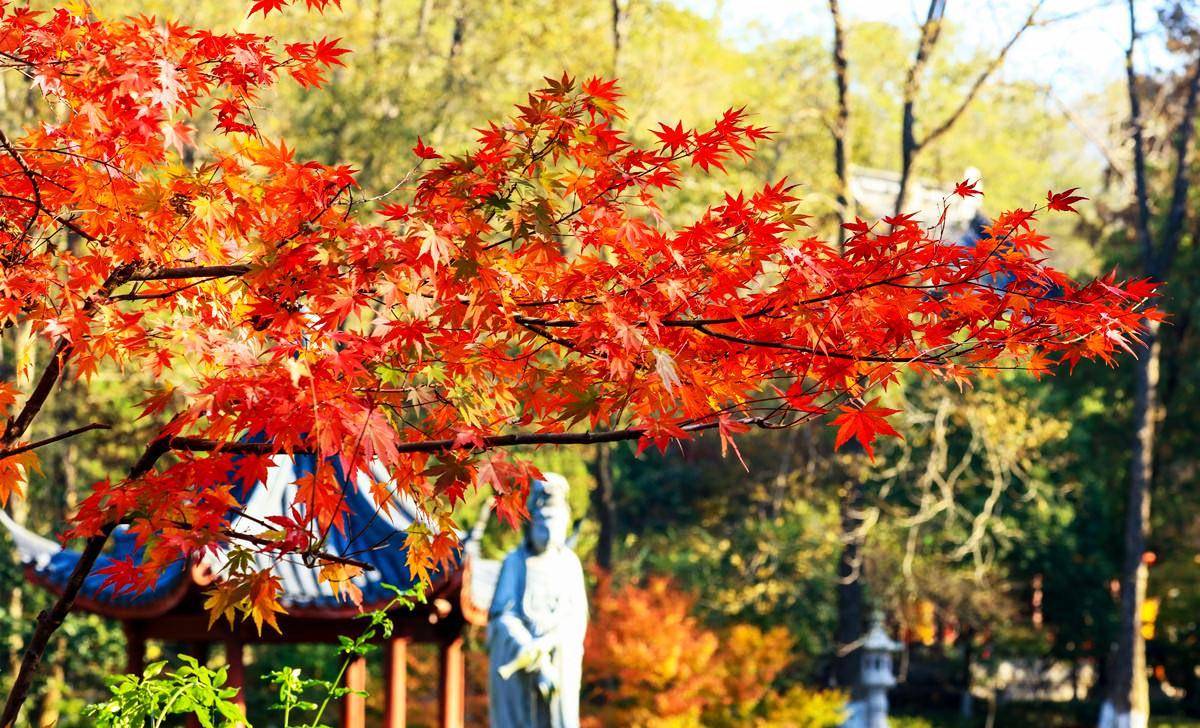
(582, 575), (843, 728)
(584, 576), (722, 727)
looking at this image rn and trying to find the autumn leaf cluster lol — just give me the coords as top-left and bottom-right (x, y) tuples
(0, 0), (1156, 627)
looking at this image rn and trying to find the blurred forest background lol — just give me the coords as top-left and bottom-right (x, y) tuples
(4, 0), (1200, 726)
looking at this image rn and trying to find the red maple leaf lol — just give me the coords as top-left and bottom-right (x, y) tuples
(953, 178), (982, 198)
(412, 136), (441, 160)
(653, 121), (691, 153)
(248, 0), (290, 16)
(831, 398), (902, 461)
(0, 0), (1153, 645)
(311, 37), (351, 67)
(1046, 187), (1087, 213)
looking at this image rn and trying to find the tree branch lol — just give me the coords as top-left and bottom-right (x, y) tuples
(920, 0), (1044, 148)
(128, 264), (252, 282)
(0, 127), (43, 239)
(511, 313), (938, 363)
(163, 418), (787, 459)
(894, 0), (948, 219)
(0, 422), (110, 460)
(192, 524), (375, 572)
(0, 437), (172, 728)
(2, 265), (135, 446)
(691, 323), (938, 363)
(1156, 50), (1200, 275)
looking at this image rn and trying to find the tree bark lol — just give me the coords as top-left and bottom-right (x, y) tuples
(590, 442), (617, 571)
(610, 0), (624, 76)
(1107, 323), (1159, 728)
(1104, 5), (1200, 724)
(0, 527), (113, 728)
(833, 479), (865, 694)
(828, 0), (850, 250)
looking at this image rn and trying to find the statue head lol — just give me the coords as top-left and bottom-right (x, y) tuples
(525, 473), (571, 555)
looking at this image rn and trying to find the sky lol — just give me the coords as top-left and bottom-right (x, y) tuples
(673, 0), (1175, 100)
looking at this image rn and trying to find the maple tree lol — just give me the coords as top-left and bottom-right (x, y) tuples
(0, 0), (1158, 723)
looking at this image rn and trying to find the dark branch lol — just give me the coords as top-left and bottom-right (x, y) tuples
(164, 418), (783, 459)
(0, 435), (171, 728)
(920, 0), (1043, 147)
(1156, 51), (1200, 275)
(128, 264), (252, 282)
(0, 422), (110, 460)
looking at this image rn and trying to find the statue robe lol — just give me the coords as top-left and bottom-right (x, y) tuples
(487, 543), (587, 728)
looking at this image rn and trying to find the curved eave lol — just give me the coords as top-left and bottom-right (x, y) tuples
(0, 508), (62, 568)
(281, 564), (464, 620)
(16, 455), (471, 623)
(24, 559), (198, 621)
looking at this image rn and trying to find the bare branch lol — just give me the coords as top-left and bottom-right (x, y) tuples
(921, 0), (1045, 148)
(1157, 51), (1200, 274)
(894, 0), (947, 218)
(0, 422), (110, 460)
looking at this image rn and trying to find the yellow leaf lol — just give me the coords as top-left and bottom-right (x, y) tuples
(317, 562), (363, 606)
(0, 450), (40, 506)
(403, 527), (435, 585)
(202, 581), (245, 630)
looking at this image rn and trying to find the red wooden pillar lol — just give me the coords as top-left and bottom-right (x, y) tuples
(224, 639), (246, 724)
(438, 637), (465, 728)
(341, 654), (367, 728)
(383, 638), (408, 728)
(123, 621), (145, 675)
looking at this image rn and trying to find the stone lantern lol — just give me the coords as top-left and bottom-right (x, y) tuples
(843, 610), (902, 728)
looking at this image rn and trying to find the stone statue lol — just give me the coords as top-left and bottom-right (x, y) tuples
(488, 473), (587, 728)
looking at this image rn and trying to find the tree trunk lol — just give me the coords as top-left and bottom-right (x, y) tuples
(1103, 323), (1159, 728)
(0, 528), (113, 728)
(610, 0), (624, 76)
(1, 439), (170, 728)
(590, 443), (616, 571)
(828, 0), (849, 250)
(960, 626), (976, 718)
(1103, 7), (1200, 725)
(833, 480), (865, 694)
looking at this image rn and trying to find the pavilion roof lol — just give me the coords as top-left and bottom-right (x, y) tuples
(4, 454), (461, 620)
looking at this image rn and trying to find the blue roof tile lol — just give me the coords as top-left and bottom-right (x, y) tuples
(16, 454), (460, 616)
